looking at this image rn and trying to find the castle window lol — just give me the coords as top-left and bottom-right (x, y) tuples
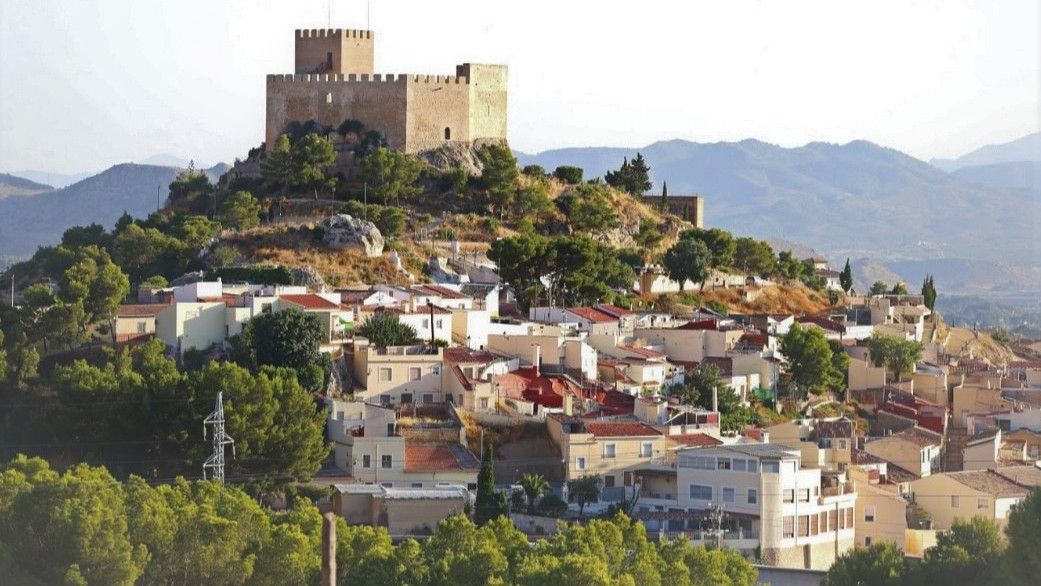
(326, 92), (332, 104)
(444, 127), (451, 140)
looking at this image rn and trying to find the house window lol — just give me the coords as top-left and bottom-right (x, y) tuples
(810, 514), (819, 535)
(762, 461), (779, 473)
(422, 318), (430, 329)
(479, 398), (489, 410)
(829, 509), (838, 530)
(604, 444), (617, 458)
(921, 451), (927, 463)
(951, 495), (960, 508)
(411, 482), (423, 488)
(380, 482), (393, 488)
(722, 487), (735, 503)
(401, 393), (413, 404)
(865, 536), (872, 546)
(689, 485), (712, 501)
(1030, 445), (1040, 458)
(137, 321), (147, 334)
(782, 516), (795, 538)
(641, 442), (653, 457)
(409, 367), (421, 381)
(378, 368), (392, 382)
(799, 515), (810, 537)
(435, 318), (443, 329)
(381, 455), (392, 469)
(604, 475), (615, 488)
(837, 439), (847, 449)
(733, 459), (747, 472)
(864, 506), (876, 522)
(747, 489), (758, 504)
(717, 458), (731, 470)
(783, 489), (795, 503)
(576, 457), (587, 471)
(977, 498), (988, 510)
(362, 455), (371, 468)
(747, 459), (758, 473)
(423, 394), (433, 404)
(798, 488), (810, 503)
(846, 508), (854, 528)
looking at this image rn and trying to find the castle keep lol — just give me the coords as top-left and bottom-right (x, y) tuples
(266, 29), (508, 153)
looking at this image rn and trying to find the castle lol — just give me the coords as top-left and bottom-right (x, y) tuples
(266, 29), (508, 154)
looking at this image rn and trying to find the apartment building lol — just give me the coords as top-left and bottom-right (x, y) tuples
(641, 444), (856, 570)
(546, 416), (668, 496)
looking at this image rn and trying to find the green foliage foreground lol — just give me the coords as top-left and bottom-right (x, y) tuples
(0, 455), (757, 586)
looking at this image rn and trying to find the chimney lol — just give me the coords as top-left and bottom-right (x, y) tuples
(712, 386), (719, 413)
(532, 345), (541, 377)
(564, 394), (573, 416)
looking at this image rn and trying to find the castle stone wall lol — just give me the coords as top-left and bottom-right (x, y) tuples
(295, 29), (374, 75)
(405, 75), (472, 152)
(266, 74), (408, 150)
(458, 64), (508, 142)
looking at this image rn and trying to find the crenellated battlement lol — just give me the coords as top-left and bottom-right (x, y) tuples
(267, 73), (470, 85)
(296, 28), (372, 39)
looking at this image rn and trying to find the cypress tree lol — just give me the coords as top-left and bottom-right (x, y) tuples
(661, 181), (669, 212)
(840, 258), (853, 293)
(474, 444), (500, 525)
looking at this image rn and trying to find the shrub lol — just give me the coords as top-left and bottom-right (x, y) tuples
(206, 265), (294, 285)
(439, 167), (470, 193)
(538, 494), (568, 517)
(553, 165), (583, 185)
(522, 164), (546, 178)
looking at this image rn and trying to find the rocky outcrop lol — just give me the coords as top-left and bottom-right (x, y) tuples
(416, 141), (501, 175)
(290, 265), (327, 290)
(319, 214), (384, 257)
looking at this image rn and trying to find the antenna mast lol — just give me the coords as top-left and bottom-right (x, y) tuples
(203, 391), (235, 483)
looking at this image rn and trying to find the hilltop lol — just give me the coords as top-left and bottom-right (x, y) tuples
(0, 173), (52, 199)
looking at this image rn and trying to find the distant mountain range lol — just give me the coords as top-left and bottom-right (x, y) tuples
(9, 170), (94, 189)
(930, 131), (1040, 171)
(0, 162), (228, 257)
(0, 173), (53, 199)
(517, 136), (1040, 266)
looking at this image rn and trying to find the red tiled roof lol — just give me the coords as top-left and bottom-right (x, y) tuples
(676, 319), (722, 330)
(404, 443), (480, 472)
(620, 345), (666, 359)
(442, 347), (498, 364)
(594, 303), (633, 317)
(280, 294), (340, 310)
(667, 433), (724, 447)
(118, 304), (165, 317)
(583, 421), (661, 438)
(451, 365), (474, 391)
(567, 306), (618, 324)
(414, 284), (471, 300)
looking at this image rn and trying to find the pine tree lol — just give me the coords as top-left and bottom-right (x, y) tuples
(628, 152), (652, 195)
(604, 157), (631, 191)
(840, 258), (853, 293)
(660, 181), (668, 212)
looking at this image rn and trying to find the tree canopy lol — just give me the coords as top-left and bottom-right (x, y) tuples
(866, 333), (923, 382)
(779, 323), (846, 396)
(356, 311), (420, 348)
(662, 237), (712, 291)
(357, 147), (425, 205)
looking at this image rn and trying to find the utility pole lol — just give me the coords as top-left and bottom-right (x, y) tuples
(704, 503), (727, 550)
(203, 392), (235, 483)
(427, 300), (435, 346)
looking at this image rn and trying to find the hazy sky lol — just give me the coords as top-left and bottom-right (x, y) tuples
(1, 0), (1038, 173)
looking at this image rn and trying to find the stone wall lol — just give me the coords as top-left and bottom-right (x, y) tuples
(763, 537), (854, 570)
(405, 75), (472, 152)
(295, 29), (374, 75)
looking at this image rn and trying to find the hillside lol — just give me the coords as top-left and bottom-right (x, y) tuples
(952, 161), (1039, 191)
(0, 173), (52, 199)
(930, 131), (1041, 171)
(0, 163), (227, 257)
(517, 139), (1040, 265)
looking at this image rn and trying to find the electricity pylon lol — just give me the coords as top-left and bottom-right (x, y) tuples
(203, 392), (235, 483)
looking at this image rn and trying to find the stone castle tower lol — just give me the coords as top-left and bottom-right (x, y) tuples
(266, 29), (508, 154)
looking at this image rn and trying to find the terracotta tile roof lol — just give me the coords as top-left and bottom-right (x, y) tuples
(594, 303), (633, 317)
(403, 443), (480, 472)
(676, 319), (723, 330)
(582, 421), (661, 438)
(667, 433), (724, 447)
(619, 345), (666, 359)
(852, 449), (886, 465)
(442, 347), (498, 364)
(338, 289), (376, 304)
(450, 364), (474, 391)
(885, 426), (942, 449)
(280, 294), (340, 310)
(947, 470), (1030, 497)
(567, 306), (619, 324)
(815, 268), (841, 278)
(413, 284), (471, 300)
(817, 419), (855, 439)
(992, 465), (1041, 488)
(117, 304), (165, 317)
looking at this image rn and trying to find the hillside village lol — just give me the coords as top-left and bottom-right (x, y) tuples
(2, 23), (1041, 586)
